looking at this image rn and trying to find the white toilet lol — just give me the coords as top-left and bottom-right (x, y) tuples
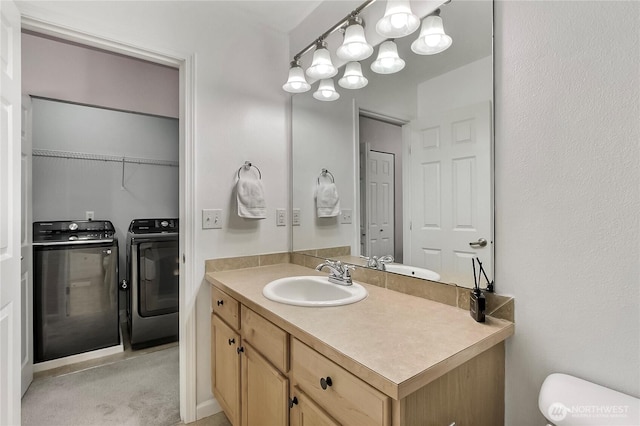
(539, 373), (640, 425)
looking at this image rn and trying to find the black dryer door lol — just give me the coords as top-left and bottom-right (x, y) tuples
(138, 240), (179, 317)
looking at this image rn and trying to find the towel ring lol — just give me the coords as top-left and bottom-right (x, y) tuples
(237, 161), (262, 179)
(317, 168), (335, 184)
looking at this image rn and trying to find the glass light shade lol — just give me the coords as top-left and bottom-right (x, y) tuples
(336, 23), (374, 61)
(313, 79), (340, 101)
(411, 15), (453, 55)
(282, 65), (311, 93)
(370, 40), (405, 74)
(375, 0), (420, 38)
(306, 46), (337, 79)
(338, 62), (368, 89)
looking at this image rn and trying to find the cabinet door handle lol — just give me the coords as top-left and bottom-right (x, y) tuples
(288, 397), (298, 408)
(320, 376), (333, 390)
(228, 338), (235, 345)
(217, 300), (224, 306)
(237, 346), (244, 354)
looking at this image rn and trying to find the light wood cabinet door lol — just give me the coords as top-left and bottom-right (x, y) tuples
(212, 315), (241, 426)
(290, 386), (340, 426)
(241, 341), (288, 426)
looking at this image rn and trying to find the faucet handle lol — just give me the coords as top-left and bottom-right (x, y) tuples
(342, 264), (355, 277)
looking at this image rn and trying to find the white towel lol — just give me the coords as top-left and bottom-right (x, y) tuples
(315, 182), (340, 218)
(237, 175), (267, 219)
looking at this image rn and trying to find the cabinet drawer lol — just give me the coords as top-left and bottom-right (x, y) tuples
(291, 338), (390, 426)
(212, 286), (240, 330)
(241, 306), (289, 373)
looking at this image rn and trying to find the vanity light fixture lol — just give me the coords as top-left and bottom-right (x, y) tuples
(306, 40), (338, 80)
(336, 16), (374, 62)
(338, 62), (369, 89)
(282, 60), (311, 93)
(283, 0), (454, 98)
(313, 79), (340, 101)
(411, 9), (453, 55)
(370, 40), (405, 74)
(375, 0), (420, 38)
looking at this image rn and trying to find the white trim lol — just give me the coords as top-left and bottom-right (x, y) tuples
(179, 50), (198, 425)
(33, 344), (124, 373)
(196, 398), (222, 421)
(19, 14), (197, 424)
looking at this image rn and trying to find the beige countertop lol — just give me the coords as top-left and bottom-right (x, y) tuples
(206, 263), (514, 400)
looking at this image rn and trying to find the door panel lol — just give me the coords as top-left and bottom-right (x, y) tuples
(291, 386), (340, 426)
(0, 0), (22, 423)
(241, 342), (288, 426)
(410, 102), (492, 288)
(367, 150), (395, 258)
(211, 315), (240, 426)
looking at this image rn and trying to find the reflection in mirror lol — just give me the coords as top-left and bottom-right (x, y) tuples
(292, 1), (493, 288)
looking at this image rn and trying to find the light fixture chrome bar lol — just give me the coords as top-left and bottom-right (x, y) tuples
(292, 0), (377, 62)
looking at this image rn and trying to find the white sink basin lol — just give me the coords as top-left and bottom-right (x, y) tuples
(383, 263), (441, 281)
(263, 276), (367, 307)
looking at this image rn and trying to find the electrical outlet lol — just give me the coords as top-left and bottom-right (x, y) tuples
(341, 209), (352, 224)
(203, 209), (222, 229)
(276, 209), (286, 226)
(292, 208), (301, 226)
(85, 211), (94, 221)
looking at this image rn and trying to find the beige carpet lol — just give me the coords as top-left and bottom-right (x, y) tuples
(22, 346), (179, 426)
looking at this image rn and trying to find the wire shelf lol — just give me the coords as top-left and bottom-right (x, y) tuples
(32, 149), (178, 167)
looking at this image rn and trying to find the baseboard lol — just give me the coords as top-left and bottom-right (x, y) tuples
(33, 343), (124, 373)
(196, 398), (222, 421)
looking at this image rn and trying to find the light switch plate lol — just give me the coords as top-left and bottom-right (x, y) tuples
(85, 211), (94, 221)
(203, 209), (222, 229)
(292, 208), (301, 226)
(341, 209), (352, 224)
(276, 209), (286, 226)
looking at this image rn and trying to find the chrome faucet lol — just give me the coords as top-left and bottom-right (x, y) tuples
(315, 260), (354, 286)
(363, 255), (394, 270)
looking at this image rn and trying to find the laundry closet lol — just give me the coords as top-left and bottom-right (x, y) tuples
(23, 31), (180, 369)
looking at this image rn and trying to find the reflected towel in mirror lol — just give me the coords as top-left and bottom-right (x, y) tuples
(316, 182), (340, 218)
(237, 174), (267, 219)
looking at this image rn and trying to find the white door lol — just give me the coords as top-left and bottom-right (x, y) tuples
(367, 150), (395, 258)
(0, 0), (23, 424)
(409, 102), (492, 288)
(21, 95), (33, 396)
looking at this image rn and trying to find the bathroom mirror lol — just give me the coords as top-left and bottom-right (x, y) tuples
(292, 0), (493, 288)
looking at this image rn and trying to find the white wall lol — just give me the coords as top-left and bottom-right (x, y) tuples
(17, 0), (291, 411)
(417, 55), (492, 116)
(494, 1), (640, 424)
(22, 32), (179, 118)
(292, 93), (357, 251)
(31, 98), (179, 284)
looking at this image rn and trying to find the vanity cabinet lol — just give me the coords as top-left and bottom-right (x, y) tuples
(211, 287), (289, 426)
(208, 267), (511, 426)
(290, 338), (390, 426)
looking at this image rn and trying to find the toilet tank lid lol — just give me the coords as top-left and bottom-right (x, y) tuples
(539, 373), (640, 426)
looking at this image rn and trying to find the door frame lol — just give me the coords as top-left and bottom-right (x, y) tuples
(19, 15), (198, 423)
